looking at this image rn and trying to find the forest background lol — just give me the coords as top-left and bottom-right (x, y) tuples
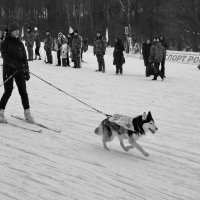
(0, 0), (200, 51)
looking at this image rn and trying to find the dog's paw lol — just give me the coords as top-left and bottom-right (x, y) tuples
(104, 147), (110, 151)
(144, 152), (150, 157)
(125, 146), (133, 151)
(124, 147), (130, 152)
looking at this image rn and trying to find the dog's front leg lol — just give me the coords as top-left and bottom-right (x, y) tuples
(102, 137), (109, 151)
(129, 138), (149, 157)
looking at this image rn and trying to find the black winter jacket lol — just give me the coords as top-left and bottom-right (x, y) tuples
(1, 35), (29, 73)
(113, 39), (125, 65)
(142, 43), (152, 66)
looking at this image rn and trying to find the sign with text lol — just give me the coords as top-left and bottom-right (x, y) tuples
(125, 27), (128, 35)
(166, 51), (200, 65)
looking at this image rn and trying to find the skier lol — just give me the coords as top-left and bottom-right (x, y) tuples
(0, 22), (34, 123)
(93, 31), (106, 72)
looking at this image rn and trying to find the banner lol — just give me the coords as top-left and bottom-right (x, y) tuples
(166, 51), (200, 65)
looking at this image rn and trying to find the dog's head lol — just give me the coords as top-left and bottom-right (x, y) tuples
(142, 111), (158, 134)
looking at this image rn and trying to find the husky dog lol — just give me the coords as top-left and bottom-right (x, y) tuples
(94, 111), (158, 157)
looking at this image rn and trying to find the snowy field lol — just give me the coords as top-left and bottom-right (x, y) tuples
(0, 49), (200, 200)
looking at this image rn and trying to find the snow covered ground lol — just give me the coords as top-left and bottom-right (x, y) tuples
(0, 49), (199, 200)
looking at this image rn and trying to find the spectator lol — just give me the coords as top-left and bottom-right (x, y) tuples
(71, 30), (82, 68)
(34, 27), (41, 60)
(56, 32), (64, 66)
(81, 38), (88, 62)
(44, 30), (53, 64)
(149, 38), (165, 81)
(25, 27), (34, 61)
(61, 37), (69, 67)
(159, 35), (168, 77)
(113, 37), (125, 75)
(142, 38), (153, 77)
(93, 31), (106, 72)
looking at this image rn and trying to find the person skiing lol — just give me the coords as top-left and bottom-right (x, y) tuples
(0, 22), (34, 123)
(93, 31), (106, 73)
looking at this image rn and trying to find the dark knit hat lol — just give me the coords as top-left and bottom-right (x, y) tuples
(74, 30), (78, 33)
(8, 22), (20, 33)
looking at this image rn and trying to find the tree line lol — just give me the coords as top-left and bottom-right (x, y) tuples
(0, 0), (200, 51)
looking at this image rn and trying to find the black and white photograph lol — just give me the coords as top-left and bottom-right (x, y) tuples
(0, 0), (199, 200)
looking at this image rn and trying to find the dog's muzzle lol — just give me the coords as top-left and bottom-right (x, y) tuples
(149, 127), (158, 134)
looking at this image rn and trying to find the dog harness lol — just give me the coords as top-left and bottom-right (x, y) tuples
(108, 114), (135, 131)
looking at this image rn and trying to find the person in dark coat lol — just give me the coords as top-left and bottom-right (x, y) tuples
(34, 27), (41, 60)
(149, 38), (165, 81)
(44, 30), (53, 64)
(0, 22), (34, 123)
(159, 35), (168, 77)
(71, 30), (82, 68)
(142, 38), (153, 77)
(113, 37), (125, 75)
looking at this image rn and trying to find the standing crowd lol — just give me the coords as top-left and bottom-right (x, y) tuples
(142, 36), (167, 81)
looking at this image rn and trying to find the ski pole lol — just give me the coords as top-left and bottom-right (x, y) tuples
(0, 71), (18, 88)
(27, 70), (111, 117)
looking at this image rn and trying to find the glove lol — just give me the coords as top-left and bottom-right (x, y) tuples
(102, 51), (105, 55)
(25, 71), (30, 81)
(77, 49), (80, 54)
(94, 52), (96, 56)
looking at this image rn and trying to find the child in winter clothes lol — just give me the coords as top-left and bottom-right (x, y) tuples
(61, 38), (69, 67)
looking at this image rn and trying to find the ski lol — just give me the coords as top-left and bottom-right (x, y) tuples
(11, 115), (61, 133)
(4, 122), (42, 133)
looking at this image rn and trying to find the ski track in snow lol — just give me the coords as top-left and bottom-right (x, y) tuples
(0, 49), (200, 200)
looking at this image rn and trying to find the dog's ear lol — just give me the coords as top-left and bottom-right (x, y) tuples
(148, 111), (152, 116)
(142, 112), (147, 121)
(148, 111), (152, 118)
